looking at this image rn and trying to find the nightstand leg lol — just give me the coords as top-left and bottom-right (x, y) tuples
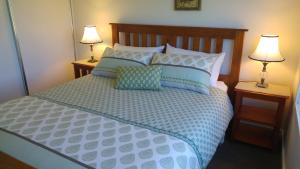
(272, 99), (286, 150)
(231, 92), (242, 140)
(73, 64), (81, 79)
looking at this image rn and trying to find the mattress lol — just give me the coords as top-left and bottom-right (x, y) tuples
(0, 75), (233, 169)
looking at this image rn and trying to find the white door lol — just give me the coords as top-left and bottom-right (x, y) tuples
(0, 0), (25, 102)
(9, 0), (75, 93)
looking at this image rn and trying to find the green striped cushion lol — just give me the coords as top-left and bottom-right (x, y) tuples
(151, 53), (218, 95)
(92, 47), (154, 78)
(115, 66), (162, 91)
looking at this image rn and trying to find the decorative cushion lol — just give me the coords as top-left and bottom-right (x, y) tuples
(114, 43), (165, 53)
(151, 53), (218, 95)
(166, 44), (225, 87)
(115, 66), (162, 91)
(92, 47), (154, 78)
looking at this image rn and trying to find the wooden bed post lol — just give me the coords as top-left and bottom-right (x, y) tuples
(111, 23), (119, 46)
(228, 31), (245, 99)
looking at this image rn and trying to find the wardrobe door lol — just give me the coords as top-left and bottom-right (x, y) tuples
(9, 0), (75, 93)
(0, 0), (25, 102)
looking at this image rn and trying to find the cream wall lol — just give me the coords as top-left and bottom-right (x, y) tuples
(0, 0), (25, 102)
(284, 59), (300, 169)
(285, 107), (300, 169)
(73, 0), (300, 87)
(9, 0), (75, 93)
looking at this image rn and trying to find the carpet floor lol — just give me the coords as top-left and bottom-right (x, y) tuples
(207, 139), (281, 169)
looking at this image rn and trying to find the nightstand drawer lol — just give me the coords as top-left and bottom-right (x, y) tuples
(234, 122), (273, 149)
(238, 105), (276, 126)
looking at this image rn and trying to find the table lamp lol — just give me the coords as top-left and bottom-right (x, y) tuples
(80, 25), (103, 63)
(249, 35), (285, 88)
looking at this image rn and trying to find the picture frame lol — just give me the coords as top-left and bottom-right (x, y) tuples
(175, 0), (201, 10)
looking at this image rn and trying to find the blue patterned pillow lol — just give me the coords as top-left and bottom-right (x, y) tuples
(115, 66), (162, 91)
(92, 47), (154, 78)
(151, 53), (218, 94)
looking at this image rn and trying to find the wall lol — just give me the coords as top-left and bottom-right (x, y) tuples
(72, 0), (300, 87)
(284, 59), (300, 169)
(0, 0), (25, 102)
(285, 108), (300, 169)
(9, 0), (75, 93)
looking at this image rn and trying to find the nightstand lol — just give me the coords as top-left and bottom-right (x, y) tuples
(72, 59), (98, 78)
(231, 82), (290, 150)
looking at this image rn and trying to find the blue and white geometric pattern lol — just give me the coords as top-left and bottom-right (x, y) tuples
(35, 75), (233, 168)
(103, 47), (154, 65)
(115, 66), (162, 91)
(91, 47), (154, 78)
(152, 53), (218, 74)
(0, 97), (200, 169)
(151, 53), (219, 94)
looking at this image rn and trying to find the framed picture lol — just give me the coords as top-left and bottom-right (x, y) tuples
(175, 0), (201, 10)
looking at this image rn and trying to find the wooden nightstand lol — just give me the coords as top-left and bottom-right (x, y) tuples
(231, 82), (290, 150)
(72, 59), (98, 78)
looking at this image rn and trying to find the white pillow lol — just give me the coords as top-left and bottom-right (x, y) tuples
(114, 43), (165, 53)
(166, 44), (225, 86)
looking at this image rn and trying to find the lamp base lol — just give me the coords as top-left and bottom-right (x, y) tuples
(88, 58), (98, 63)
(256, 82), (268, 88)
(88, 55), (98, 63)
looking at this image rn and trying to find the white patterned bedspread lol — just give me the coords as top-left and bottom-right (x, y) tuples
(0, 75), (233, 169)
(0, 97), (199, 169)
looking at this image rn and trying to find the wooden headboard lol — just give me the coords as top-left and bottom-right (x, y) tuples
(110, 23), (247, 97)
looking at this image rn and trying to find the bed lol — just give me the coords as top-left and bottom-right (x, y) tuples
(0, 23), (247, 169)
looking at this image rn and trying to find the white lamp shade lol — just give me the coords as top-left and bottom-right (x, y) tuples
(80, 25), (102, 44)
(249, 35), (284, 62)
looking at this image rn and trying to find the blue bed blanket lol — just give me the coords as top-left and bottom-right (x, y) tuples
(34, 75), (233, 168)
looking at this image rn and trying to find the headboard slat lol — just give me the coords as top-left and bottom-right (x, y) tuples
(161, 35), (167, 45)
(203, 37), (212, 53)
(151, 34), (156, 47)
(193, 37), (200, 51)
(125, 32), (130, 46)
(168, 36), (177, 47)
(216, 37), (223, 53)
(110, 23), (247, 99)
(133, 33), (139, 47)
(141, 33), (147, 47)
(182, 36), (189, 49)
